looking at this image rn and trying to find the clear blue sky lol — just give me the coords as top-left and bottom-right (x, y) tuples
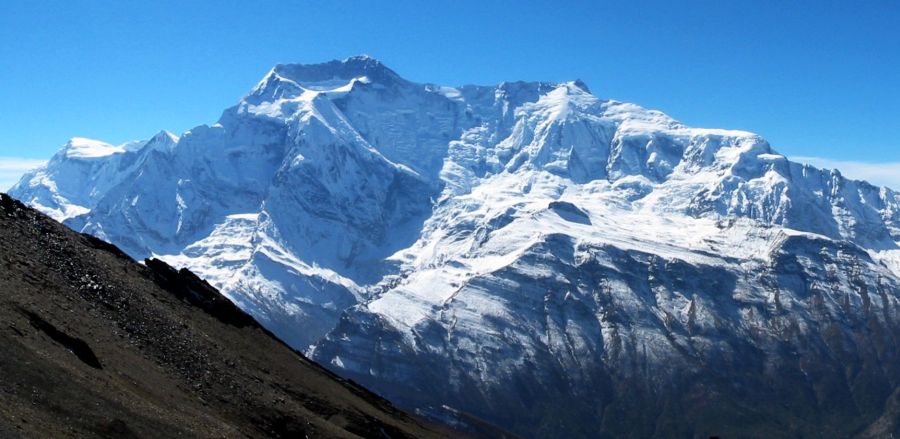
(1, 1), (899, 180)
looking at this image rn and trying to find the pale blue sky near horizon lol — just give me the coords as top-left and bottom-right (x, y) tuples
(1, 0), (899, 188)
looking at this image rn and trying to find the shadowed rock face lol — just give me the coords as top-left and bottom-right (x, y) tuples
(315, 232), (900, 438)
(0, 193), (455, 439)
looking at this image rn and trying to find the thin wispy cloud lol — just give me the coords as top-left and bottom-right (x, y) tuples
(0, 157), (46, 191)
(793, 156), (900, 190)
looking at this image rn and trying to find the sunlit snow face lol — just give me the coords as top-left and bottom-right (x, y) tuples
(10, 58), (900, 438)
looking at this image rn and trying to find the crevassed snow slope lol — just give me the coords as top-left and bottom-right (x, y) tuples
(11, 56), (900, 438)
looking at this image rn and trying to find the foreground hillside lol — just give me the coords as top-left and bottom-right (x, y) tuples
(0, 193), (452, 438)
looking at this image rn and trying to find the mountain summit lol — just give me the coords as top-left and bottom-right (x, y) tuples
(266, 55), (405, 88)
(11, 57), (900, 437)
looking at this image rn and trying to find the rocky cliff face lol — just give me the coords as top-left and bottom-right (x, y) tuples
(10, 56), (900, 437)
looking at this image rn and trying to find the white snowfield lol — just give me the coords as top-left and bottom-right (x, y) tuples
(11, 56), (900, 437)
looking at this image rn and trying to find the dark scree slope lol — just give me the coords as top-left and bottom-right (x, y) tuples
(0, 193), (456, 439)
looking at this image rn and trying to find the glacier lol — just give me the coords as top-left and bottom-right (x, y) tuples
(10, 56), (900, 437)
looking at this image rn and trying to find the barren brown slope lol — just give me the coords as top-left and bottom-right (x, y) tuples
(0, 193), (455, 438)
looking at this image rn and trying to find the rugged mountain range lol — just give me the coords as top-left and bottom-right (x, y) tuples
(0, 193), (453, 438)
(11, 56), (900, 437)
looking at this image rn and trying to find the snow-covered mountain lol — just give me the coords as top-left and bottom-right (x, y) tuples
(11, 56), (900, 437)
